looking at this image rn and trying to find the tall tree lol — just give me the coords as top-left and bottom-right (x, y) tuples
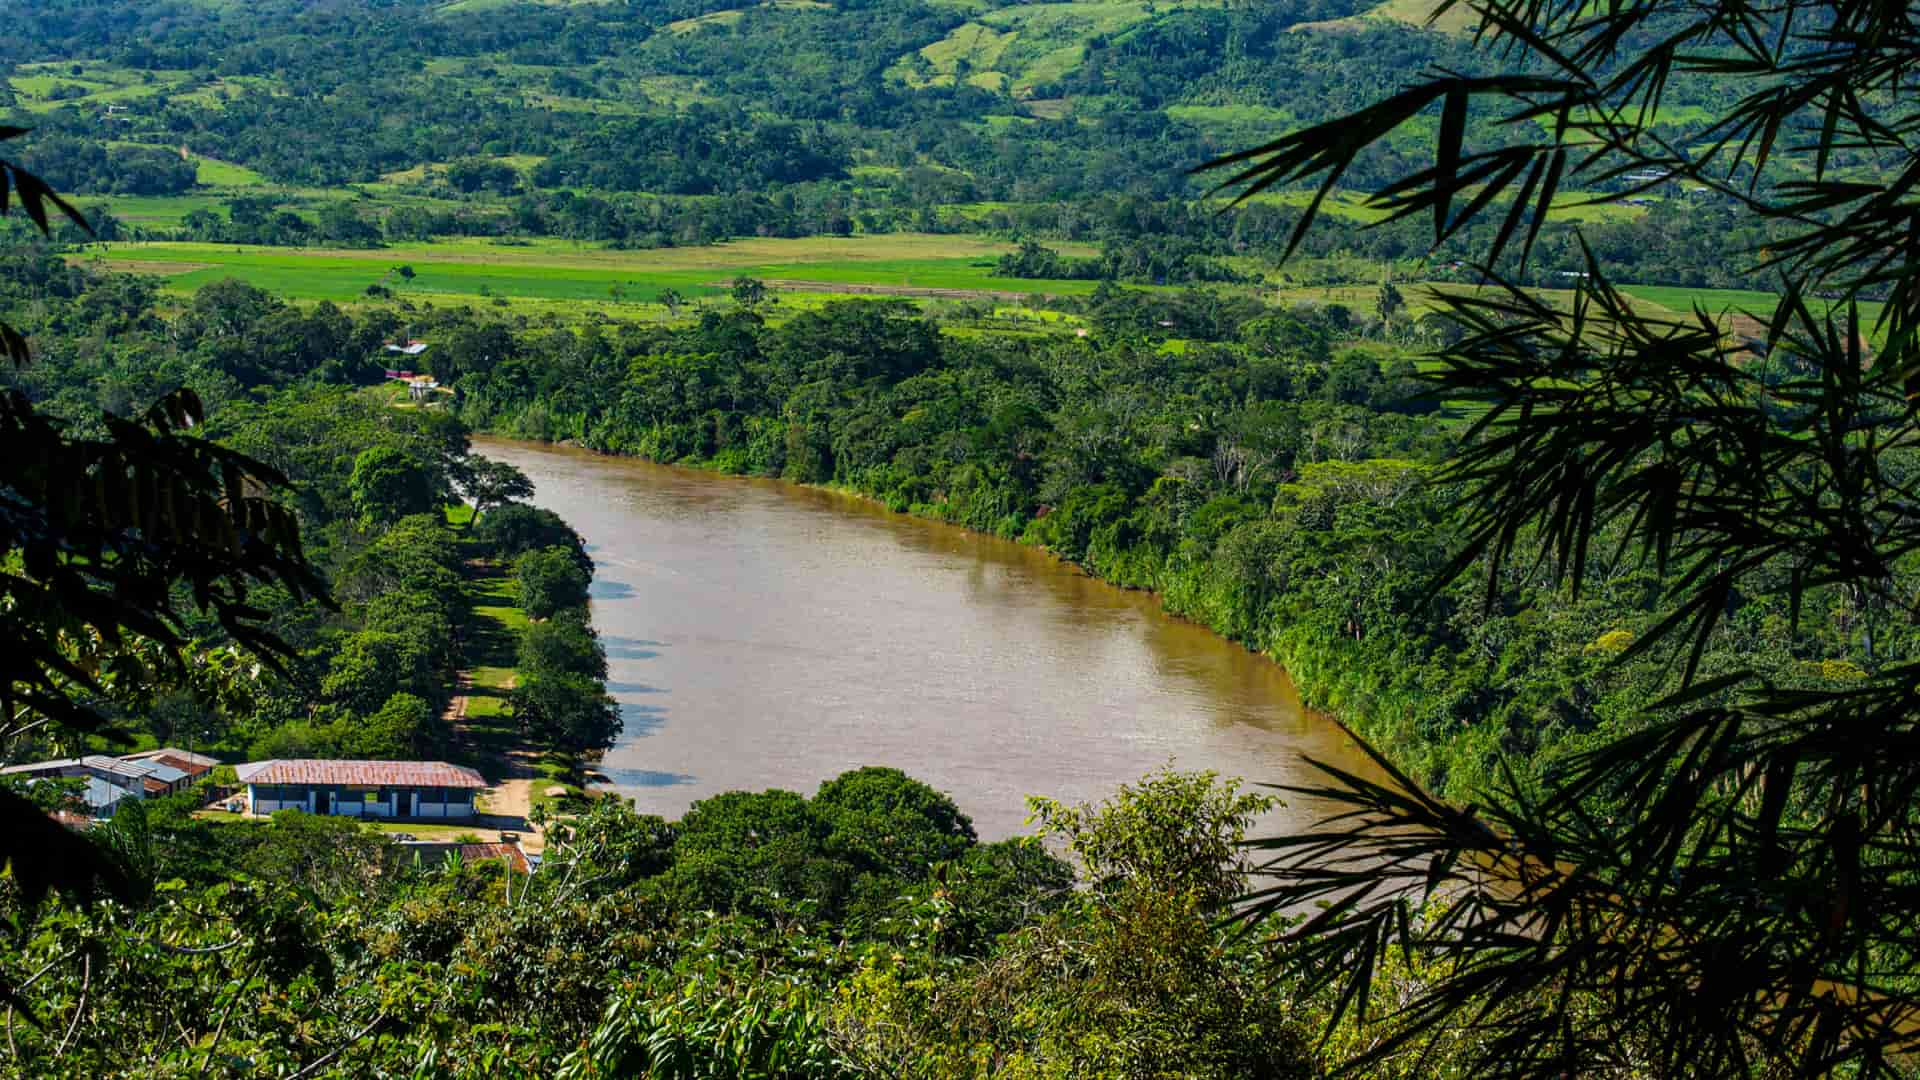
(453, 456), (534, 530)
(1204, 0), (1920, 1073)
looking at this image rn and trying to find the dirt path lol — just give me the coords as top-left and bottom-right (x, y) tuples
(442, 670), (472, 727)
(475, 737), (545, 853)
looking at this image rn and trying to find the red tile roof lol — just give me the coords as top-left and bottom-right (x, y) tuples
(238, 760), (487, 788)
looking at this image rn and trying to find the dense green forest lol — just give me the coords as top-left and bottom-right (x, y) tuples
(0, 229), (1897, 1073)
(0, 0), (1862, 292)
(3, 0), (1919, 1073)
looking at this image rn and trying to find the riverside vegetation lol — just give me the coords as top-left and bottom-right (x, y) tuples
(0, 220), (1891, 1074)
(3, 0), (1919, 1074)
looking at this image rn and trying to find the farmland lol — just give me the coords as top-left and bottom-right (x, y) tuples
(74, 234), (1112, 316)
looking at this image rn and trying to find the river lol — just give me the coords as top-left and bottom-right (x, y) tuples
(477, 438), (1379, 839)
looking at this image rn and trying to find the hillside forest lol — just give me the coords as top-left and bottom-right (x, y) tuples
(0, 0), (1917, 1075)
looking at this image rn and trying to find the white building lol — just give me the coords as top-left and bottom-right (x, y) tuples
(236, 759), (486, 821)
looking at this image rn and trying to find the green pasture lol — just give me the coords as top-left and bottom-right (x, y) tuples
(888, 0), (1226, 93)
(195, 156), (271, 186)
(1620, 285), (1888, 335)
(70, 234), (1104, 308)
(81, 193), (230, 226)
(105, 141), (270, 187)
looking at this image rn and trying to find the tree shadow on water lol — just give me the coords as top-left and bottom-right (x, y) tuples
(619, 701), (667, 737)
(590, 580), (635, 601)
(595, 766), (696, 788)
(603, 636), (663, 660)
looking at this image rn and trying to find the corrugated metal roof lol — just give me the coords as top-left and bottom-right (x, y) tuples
(238, 759), (487, 788)
(82, 754), (159, 780)
(85, 777), (135, 817)
(0, 758), (80, 776)
(122, 748), (218, 771)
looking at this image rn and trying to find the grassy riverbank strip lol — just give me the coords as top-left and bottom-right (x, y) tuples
(445, 506), (592, 822)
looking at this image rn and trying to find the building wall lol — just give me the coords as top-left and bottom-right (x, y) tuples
(247, 783), (476, 820)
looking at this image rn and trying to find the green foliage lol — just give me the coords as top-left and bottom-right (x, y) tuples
(477, 503), (592, 570)
(1199, 0), (1920, 1064)
(515, 545), (593, 621)
(519, 610), (609, 683)
(832, 770), (1312, 1079)
(454, 455), (534, 528)
(349, 444), (443, 526)
(814, 766), (977, 880)
(1027, 765), (1273, 910)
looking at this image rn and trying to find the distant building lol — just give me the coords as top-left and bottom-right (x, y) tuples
(0, 753), (194, 818)
(236, 759), (486, 821)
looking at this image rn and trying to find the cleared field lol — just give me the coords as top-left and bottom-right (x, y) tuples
(888, 0), (1226, 93)
(81, 193), (232, 225)
(1295, 0), (1480, 34)
(1620, 285), (1887, 337)
(70, 234), (1104, 307)
(105, 141), (270, 187)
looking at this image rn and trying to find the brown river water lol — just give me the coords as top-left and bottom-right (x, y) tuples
(477, 438), (1381, 840)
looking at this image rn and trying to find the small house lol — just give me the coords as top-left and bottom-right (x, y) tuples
(236, 759), (486, 821)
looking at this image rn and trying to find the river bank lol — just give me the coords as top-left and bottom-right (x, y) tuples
(445, 508), (599, 849)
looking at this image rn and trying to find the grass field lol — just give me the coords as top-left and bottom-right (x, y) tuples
(70, 234), (1109, 309)
(889, 0), (1227, 93)
(1294, 0), (1481, 34)
(1620, 285), (1888, 334)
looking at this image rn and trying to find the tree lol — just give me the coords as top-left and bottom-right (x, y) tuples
(348, 445), (440, 525)
(813, 766), (977, 879)
(350, 692), (440, 758)
(453, 455), (534, 530)
(1203, 0), (1920, 1071)
(833, 770), (1309, 1079)
(730, 275), (767, 309)
(321, 630), (431, 715)
(0, 133), (327, 926)
(515, 546), (592, 620)
(1374, 280), (1403, 330)
(510, 671), (619, 754)
(519, 612), (608, 682)
(479, 504), (592, 571)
